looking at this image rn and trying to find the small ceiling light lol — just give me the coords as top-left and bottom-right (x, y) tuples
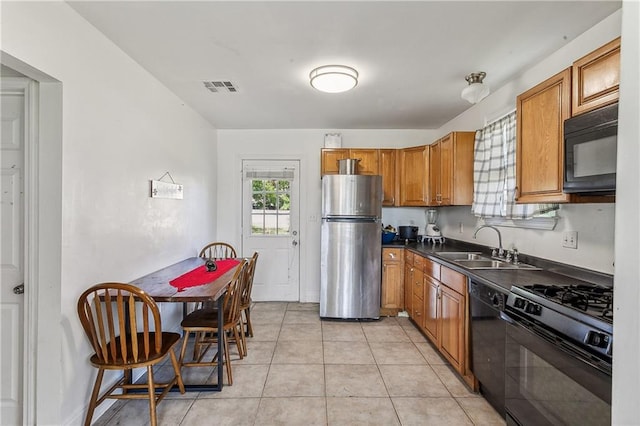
(309, 65), (358, 93)
(461, 72), (490, 104)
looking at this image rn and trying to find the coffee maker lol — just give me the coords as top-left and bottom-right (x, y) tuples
(425, 208), (441, 237)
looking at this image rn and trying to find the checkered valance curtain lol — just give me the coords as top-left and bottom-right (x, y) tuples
(471, 111), (558, 219)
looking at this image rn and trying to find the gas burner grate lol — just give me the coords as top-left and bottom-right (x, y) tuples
(525, 283), (613, 317)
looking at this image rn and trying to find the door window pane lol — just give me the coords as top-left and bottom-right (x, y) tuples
(251, 179), (291, 235)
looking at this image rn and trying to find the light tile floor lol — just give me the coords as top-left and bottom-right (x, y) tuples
(94, 302), (505, 425)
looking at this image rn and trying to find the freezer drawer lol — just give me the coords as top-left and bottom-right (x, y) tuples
(322, 175), (382, 218)
(320, 220), (381, 319)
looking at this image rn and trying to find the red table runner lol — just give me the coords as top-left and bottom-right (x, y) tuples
(169, 258), (240, 291)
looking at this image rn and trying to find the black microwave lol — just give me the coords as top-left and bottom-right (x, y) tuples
(564, 103), (617, 194)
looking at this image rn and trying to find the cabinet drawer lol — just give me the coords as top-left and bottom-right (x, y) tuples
(413, 254), (425, 271)
(423, 258), (441, 280)
(440, 266), (467, 295)
(413, 279), (424, 300)
(405, 251), (414, 266)
(383, 248), (403, 263)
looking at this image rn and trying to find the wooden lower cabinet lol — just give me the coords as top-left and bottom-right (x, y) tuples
(406, 254), (475, 389)
(423, 275), (439, 343)
(439, 284), (465, 372)
(411, 268), (425, 328)
(381, 248), (404, 316)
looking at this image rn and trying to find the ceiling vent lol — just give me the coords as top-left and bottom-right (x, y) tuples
(203, 81), (238, 93)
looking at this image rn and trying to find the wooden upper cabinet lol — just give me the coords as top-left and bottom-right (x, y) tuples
(349, 149), (380, 175)
(320, 148), (349, 175)
(516, 68), (572, 203)
(429, 132), (475, 206)
(399, 145), (429, 206)
(428, 142), (441, 205)
(572, 37), (621, 116)
(379, 149), (397, 206)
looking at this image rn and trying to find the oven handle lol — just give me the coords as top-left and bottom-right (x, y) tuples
(503, 309), (612, 376)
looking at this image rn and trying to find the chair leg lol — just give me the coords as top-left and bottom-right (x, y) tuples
(238, 321), (247, 357)
(84, 368), (105, 426)
(169, 348), (185, 393)
(192, 331), (202, 360)
(179, 330), (191, 366)
(232, 326), (244, 359)
(147, 365), (157, 426)
(223, 332), (233, 385)
(245, 307), (254, 337)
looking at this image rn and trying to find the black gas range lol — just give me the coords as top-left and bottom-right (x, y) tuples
(503, 281), (613, 425)
(506, 282), (613, 368)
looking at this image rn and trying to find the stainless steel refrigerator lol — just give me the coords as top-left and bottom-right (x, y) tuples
(320, 174), (382, 320)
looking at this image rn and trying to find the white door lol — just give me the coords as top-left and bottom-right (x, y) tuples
(242, 160), (300, 301)
(1, 79), (26, 425)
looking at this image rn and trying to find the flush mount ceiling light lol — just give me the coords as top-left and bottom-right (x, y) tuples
(309, 65), (358, 93)
(461, 72), (490, 104)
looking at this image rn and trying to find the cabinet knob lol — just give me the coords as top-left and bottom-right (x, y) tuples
(389, 253), (396, 259)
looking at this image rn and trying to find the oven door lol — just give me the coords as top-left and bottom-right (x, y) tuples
(503, 312), (611, 426)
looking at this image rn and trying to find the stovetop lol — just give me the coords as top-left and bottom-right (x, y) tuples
(520, 283), (613, 324)
(506, 282), (613, 364)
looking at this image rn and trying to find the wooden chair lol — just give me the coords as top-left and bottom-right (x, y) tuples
(179, 259), (248, 385)
(77, 283), (185, 426)
(239, 252), (259, 338)
(199, 242), (237, 260)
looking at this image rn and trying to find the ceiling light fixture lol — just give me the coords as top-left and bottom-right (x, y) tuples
(461, 72), (490, 104)
(309, 65), (358, 93)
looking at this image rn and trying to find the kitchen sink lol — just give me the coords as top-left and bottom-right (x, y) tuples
(453, 259), (541, 270)
(436, 252), (487, 261)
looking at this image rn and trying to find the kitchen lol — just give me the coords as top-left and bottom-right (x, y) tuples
(1, 1), (638, 425)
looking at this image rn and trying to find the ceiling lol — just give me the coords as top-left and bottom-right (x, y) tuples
(67, 1), (621, 130)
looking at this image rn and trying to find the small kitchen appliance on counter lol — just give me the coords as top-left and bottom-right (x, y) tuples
(425, 208), (441, 236)
(423, 208), (445, 245)
(398, 225), (419, 242)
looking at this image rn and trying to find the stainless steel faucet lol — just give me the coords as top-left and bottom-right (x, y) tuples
(473, 225), (504, 258)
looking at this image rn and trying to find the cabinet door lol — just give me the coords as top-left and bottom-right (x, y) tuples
(423, 276), (439, 343)
(404, 263), (413, 317)
(399, 146), (429, 206)
(439, 285), (465, 372)
(381, 249), (403, 310)
(321, 149), (349, 176)
(428, 142), (441, 205)
(380, 149), (397, 206)
(450, 132), (476, 206)
(572, 37), (620, 116)
(516, 68), (572, 203)
(411, 268), (425, 329)
(350, 149), (380, 175)
(439, 135), (453, 205)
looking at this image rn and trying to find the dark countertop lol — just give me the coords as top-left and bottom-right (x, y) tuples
(383, 238), (613, 294)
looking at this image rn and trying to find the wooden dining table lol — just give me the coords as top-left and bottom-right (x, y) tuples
(129, 257), (241, 392)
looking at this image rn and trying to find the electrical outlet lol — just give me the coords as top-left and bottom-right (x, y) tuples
(459, 222), (464, 233)
(562, 231), (578, 249)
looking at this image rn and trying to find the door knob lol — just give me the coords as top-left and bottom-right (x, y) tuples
(13, 283), (24, 295)
(292, 240), (298, 246)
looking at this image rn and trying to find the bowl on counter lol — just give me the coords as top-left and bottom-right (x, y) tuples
(382, 231), (397, 244)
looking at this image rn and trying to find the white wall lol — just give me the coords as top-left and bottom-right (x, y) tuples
(216, 129), (435, 302)
(612, 1), (640, 423)
(2, 2), (218, 424)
